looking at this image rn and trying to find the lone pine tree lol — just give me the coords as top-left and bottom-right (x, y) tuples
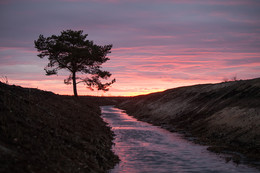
(34, 29), (115, 97)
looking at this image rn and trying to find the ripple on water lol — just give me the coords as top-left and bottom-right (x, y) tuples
(101, 106), (259, 173)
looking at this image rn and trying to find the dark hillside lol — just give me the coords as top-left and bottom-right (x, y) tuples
(0, 82), (118, 173)
(119, 78), (260, 166)
(79, 96), (129, 106)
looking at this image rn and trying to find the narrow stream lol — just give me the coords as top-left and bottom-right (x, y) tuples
(101, 106), (259, 173)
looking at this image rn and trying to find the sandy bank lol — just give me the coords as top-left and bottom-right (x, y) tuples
(0, 82), (119, 173)
(118, 78), (260, 167)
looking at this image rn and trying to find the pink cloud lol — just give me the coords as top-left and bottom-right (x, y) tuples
(1, 0), (260, 96)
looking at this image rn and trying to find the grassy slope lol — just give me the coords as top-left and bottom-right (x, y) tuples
(119, 78), (260, 165)
(0, 82), (119, 173)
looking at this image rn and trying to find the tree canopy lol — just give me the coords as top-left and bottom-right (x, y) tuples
(34, 29), (115, 97)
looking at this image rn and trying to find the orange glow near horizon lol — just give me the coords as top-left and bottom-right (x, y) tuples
(3, 43), (260, 96)
(5, 43), (260, 97)
(1, 0), (260, 96)
(9, 77), (222, 97)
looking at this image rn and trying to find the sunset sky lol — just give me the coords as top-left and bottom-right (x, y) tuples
(0, 0), (260, 96)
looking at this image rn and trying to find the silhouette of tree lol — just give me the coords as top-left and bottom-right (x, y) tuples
(35, 29), (115, 97)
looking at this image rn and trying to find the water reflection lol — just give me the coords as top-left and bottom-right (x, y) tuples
(101, 106), (258, 173)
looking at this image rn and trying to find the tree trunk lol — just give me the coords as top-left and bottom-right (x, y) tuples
(72, 72), (78, 97)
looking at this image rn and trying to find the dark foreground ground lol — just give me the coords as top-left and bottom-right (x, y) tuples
(1, 78), (260, 172)
(118, 78), (260, 169)
(0, 82), (119, 173)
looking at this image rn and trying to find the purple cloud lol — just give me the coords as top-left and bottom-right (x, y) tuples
(0, 0), (260, 95)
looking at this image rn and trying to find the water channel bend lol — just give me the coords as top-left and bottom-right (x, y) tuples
(101, 106), (258, 173)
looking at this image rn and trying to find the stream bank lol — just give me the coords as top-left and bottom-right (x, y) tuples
(118, 78), (260, 169)
(102, 106), (259, 173)
(0, 82), (119, 173)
